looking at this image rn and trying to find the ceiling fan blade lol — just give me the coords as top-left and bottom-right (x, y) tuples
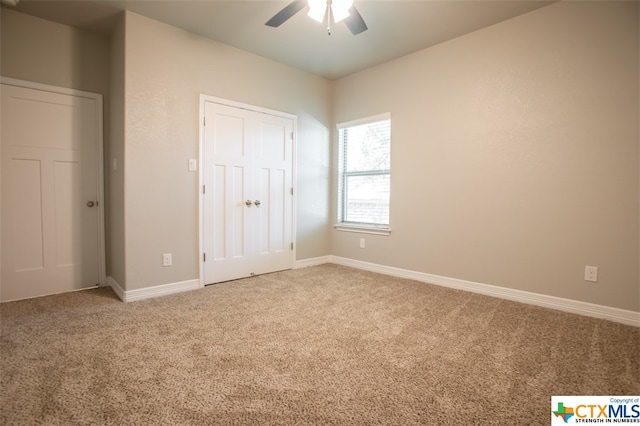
(265, 0), (307, 27)
(344, 5), (368, 35)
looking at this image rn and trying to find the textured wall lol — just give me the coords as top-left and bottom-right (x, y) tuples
(121, 12), (332, 290)
(0, 9), (109, 95)
(332, 1), (639, 311)
(108, 14), (126, 287)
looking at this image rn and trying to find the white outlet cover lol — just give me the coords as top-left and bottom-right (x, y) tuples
(585, 266), (598, 282)
(188, 159), (197, 171)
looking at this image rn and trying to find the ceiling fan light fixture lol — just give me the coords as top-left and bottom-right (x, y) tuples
(331, 0), (353, 23)
(265, 0), (367, 35)
(307, 0), (327, 23)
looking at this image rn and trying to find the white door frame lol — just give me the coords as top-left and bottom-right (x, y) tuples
(1, 76), (107, 288)
(198, 94), (297, 286)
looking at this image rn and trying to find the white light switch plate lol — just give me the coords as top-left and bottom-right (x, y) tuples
(188, 159), (197, 171)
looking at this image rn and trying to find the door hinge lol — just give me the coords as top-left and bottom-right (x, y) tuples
(290, 187), (293, 195)
(203, 253), (206, 262)
(291, 131), (294, 140)
(203, 117), (206, 126)
(202, 185), (206, 194)
(291, 242), (293, 250)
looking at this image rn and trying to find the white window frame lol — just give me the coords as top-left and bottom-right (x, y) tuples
(334, 112), (391, 236)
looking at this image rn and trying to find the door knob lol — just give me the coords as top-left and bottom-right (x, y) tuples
(86, 201), (96, 207)
(245, 200), (253, 207)
(254, 200), (261, 206)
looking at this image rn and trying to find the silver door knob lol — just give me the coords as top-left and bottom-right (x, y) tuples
(87, 201), (96, 207)
(254, 200), (261, 206)
(245, 200), (253, 207)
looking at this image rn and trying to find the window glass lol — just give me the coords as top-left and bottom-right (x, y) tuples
(338, 114), (391, 227)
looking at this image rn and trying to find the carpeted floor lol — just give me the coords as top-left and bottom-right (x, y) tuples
(1, 264), (639, 425)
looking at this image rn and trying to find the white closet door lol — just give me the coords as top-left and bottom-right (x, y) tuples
(1, 84), (102, 301)
(202, 101), (294, 284)
(253, 112), (294, 276)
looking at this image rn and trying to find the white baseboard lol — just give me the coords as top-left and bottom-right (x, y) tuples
(106, 277), (125, 301)
(327, 256), (640, 327)
(107, 276), (201, 303)
(105, 257), (639, 327)
(294, 255), (332, 269)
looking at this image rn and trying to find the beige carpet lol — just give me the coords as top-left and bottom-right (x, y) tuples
(1, 264), (638, 425)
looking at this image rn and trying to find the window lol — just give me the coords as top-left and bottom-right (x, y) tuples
(336, 113), (391, 234)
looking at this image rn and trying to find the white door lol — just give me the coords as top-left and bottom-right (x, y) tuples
(202, 100), (294, 284)
(1, 83), (103, 301)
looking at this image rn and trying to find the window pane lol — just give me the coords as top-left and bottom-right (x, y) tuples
(338, 115), (391, 227)
(343, 121), (390, 172)
(344, 174), (390, 225)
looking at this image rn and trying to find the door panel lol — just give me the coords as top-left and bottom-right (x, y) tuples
(203, 101), (293, 284)
(212, 164), (227, 260)
(53, 160), (81, 267)
(9, 159), (45, 272)
(214, 114), (245, 157)
(230, 165), (246, 259)
(260, 122), (287, 160)
(6, 94), (79, 150)
(1, 83), (102, 301)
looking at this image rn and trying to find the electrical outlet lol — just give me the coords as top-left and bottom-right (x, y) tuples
(584, 266), (598, 282)
(359, 238), (365, 249)
(163, 253), (172, 267)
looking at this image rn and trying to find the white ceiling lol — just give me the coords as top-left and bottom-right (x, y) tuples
(5, 0), (555, 80)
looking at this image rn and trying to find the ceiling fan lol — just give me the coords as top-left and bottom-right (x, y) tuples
(265, 0), (368, 36)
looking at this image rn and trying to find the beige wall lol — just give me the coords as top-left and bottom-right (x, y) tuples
(108, 14), (126, 286)
(333, 1), (639, 311)
(0, 8), (109, 95)
(120, 12), (332, 290)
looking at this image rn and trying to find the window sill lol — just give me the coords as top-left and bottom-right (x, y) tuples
(334, 224), (391, 236)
